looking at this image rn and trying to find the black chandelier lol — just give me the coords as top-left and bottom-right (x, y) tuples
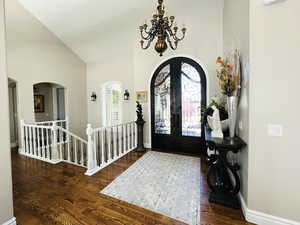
(139, 0), (187, 56)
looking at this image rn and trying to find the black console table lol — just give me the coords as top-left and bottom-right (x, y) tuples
(205, 127), (246, 209)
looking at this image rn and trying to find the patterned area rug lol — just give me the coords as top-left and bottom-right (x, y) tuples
(101, 151), (201, 225)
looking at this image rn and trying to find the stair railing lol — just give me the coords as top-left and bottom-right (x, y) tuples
(85, 121), (137, 176)
(34, 117), (69, 129)
(20, 119), (87, 168)
(20, 120), (137, 175)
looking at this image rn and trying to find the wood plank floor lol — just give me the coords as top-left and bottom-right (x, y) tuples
(11, 149), (254, 225)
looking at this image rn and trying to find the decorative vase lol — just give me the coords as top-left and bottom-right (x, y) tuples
(227, 96), (238, 138)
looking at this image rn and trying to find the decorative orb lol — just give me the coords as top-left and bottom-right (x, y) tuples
(155, 39), (168, 56)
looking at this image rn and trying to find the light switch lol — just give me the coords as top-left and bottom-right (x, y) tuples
(268, 124), (283, 137)
(263, 0), (286, 5)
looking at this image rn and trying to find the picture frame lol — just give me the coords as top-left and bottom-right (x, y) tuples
(34, 95), (45, 113)
(136, 91), (148, 103)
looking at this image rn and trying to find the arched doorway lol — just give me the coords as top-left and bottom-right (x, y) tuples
(151, 57), (207, 154)
(33, 82), (66, 122)
(8, 78), (19, 149)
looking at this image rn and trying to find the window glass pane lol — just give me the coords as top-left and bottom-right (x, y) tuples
(154, 65), (171, 134)
(104, 83), (122, 126)
(181, 63), (201, 137)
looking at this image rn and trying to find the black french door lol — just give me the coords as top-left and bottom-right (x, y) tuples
(151, 57), (207, 154)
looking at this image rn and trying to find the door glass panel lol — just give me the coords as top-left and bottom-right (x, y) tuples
(181, 63), (201, 137)
(154, 65), (171, 134)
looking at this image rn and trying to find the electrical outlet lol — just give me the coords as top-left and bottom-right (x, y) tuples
(268, 124), (283, 137)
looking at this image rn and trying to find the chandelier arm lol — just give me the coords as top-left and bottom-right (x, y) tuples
(144, 26), (153, 35)
(169, 20), (174, 28)
(166, 27), (175, 38)
(174, 31), (186, 41)
(141, 35), (155, 49)
(140, 30), (153, 40)
(166, 33), (177, 50)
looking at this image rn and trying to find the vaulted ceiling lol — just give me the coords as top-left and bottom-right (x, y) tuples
(17, 0), (166, 62)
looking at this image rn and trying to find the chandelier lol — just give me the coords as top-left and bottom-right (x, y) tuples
(139, 0), (187, 56)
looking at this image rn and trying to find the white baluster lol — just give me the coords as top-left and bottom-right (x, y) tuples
(116, 126), (119, 157)
(112, 127), (117, 160)
(100, 129), (105, 165)
(41, 128), (45, 157)
(85, 124), (98, 176)
(33, 127), (37, 156)
(37, 127), (41, 157)
(46, 129), (50, 159)
(29, 127), (33, 155)
(135, 123), (138, 148)
(74, 139), (78, 164)
(131, 123), (134, 149)
(93, 132), (97, 166)
(123, 125), (126, 153)
(67, 133), (71, 162)
(107, 128), (111, 162)
(59, 128), (63, 160)
(81, 141), (84, 166)
(127, 124), (130, 151)
(19, 120), (25, 155)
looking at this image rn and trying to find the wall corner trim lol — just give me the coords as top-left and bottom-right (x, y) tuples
(238, 194), (300, 225)
(2, 217), (17, 225)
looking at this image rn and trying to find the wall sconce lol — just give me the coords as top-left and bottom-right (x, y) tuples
(124, 90), (130, 100)
(91, 92), (97, 102)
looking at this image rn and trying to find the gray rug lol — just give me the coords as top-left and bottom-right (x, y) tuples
(101, 151), (201, 225)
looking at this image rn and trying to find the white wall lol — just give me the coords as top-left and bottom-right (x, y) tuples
(0, 0), (15, 223)
(87, 0), (224, 145)
(6, 0), (87, 137)
(87, 32), (135, 127)
(249, 0), (300, 222)
(223, 0), (250, 204)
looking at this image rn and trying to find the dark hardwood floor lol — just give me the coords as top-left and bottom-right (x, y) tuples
(11, 149), (253, 225)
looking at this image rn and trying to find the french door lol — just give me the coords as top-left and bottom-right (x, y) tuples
(151, 57), (207, 154)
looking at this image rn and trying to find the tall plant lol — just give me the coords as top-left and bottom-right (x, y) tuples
(216, 56), (238, 97)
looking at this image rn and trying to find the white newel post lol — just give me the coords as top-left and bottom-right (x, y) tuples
(19, 119), (25, 155)
(85, 124), (98, 176)
(51, 121), (60, 163)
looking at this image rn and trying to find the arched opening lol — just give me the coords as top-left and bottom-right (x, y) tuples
(102, 81), (122, 127)
(151, 57), (207, 154)
(33, 82), (66, 122)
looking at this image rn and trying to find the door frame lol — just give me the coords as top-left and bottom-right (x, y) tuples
(8, 78), (19, 148)
(150, 56), (207, 153)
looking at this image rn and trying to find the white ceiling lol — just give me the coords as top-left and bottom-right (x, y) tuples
(18, 0), (156, 62)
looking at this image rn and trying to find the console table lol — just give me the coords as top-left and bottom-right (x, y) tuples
(205, 127), (246, 209)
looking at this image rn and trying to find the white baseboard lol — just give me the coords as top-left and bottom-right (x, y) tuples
(238, 193), (300, 225)
(228, 169), (299, 225)
(2, 217), (16, 225)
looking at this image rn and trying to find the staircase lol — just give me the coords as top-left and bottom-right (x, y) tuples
(20, 119), (137, 176)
